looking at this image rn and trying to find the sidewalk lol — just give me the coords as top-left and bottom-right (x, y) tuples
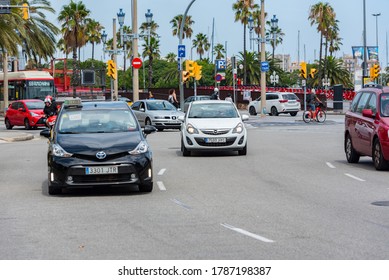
(0, 115), (35, 142)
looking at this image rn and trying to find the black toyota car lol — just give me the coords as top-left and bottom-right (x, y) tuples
(42, 98), (156, 195)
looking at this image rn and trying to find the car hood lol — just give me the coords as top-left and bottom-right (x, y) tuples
(56, 132), (144, 154)
(186, 118), (242, 129)
(149, 110), (184, 116)
(30, 109), (45, 115)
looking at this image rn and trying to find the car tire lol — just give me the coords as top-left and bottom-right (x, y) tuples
(249, 106), (257, 116)
(181, 138), (191, 156)
(5, 118), (13, 129)
(238, 144), (247, 156)
(373, 139), (389, 170)
(139, 183), (153, 192)
(271, 106), (278, 116)
(345, 134), (360, 163)
(24, 118), (31, 130)
(290, 112), (297, 116)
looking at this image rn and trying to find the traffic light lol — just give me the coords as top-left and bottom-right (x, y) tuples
(185, 60), (195, 77)
(107, 59), (117, 80)
(194, 63), (202, 81)
(182, 71), (190, 83)
(370, 66), (375, 81)
(373, 64), (380, 79)
(309, 68), (317, 79)
(299, 62), (307, 79)
(22, 3), (29, 20)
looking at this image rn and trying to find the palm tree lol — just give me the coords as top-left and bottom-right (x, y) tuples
(85, 19), (103, 61)
(170, 14), (194, 39)
(165, 52), (177, 63)
(192, 33), (210, 60)
(232, 0), (258, 85)
(142, 37), (161, 87)
(213, 43), (225, 59)
(58, 0), (90, 97)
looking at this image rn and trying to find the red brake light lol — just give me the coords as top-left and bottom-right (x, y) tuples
(279, 99), (288, 103)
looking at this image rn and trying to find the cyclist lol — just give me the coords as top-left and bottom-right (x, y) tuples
(308, 89), (322, 117)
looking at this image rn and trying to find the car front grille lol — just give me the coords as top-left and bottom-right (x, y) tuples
(200, 129), (230, 135)
(72, 173), (132, 184)
(194, 137), (236, 147)
(73, 152), (130, 161)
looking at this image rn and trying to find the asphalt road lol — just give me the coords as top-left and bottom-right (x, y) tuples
(0, 114), (388, 260)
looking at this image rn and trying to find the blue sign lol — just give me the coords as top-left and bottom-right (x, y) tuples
(261, 61), (269, 72)
(215, 60), (226, 71)
(178, 45), (186, 58)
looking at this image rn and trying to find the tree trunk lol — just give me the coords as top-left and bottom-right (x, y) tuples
(72, 48), (78, 98)
(243, 23), (247, 85)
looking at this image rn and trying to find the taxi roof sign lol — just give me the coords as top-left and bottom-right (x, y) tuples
(63, 98), (83, 108)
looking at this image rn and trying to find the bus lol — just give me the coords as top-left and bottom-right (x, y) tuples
(0, 71), (55, 101)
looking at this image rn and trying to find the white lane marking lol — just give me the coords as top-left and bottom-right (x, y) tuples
(221, 223), (274, 243)
(157, 181), (166, 191)
(326, 162), (336, 168)
(345, 173), (366, 182)
(158, 168), (166, 175)
(171, 198), (191, 210)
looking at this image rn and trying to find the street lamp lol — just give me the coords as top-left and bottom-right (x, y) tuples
(270, 71), (279, 87)
(372, 13), (381, 61)
(248, 15), (254, 50)
(270, 15), (278, 60)
(322, 75), (330, 89)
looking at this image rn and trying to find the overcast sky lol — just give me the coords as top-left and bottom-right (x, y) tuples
(47, 0), (389, 66)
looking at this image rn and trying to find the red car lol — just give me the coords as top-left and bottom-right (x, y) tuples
(4, 99), (46, 130)
(345, 84), (389, 170)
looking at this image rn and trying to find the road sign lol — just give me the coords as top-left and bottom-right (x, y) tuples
(178, 45), (186, 58)
(261, 61), (269, 72)
(132, 57), (142, 69)
(215, 60), (226, 71)
(215, 74), (223, 82)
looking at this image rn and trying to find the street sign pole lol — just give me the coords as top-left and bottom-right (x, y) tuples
(302, 79), (307, 112)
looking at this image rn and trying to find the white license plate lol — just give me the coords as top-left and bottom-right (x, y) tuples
(205, 137), (226, 143)
(85, 166), (118, 175)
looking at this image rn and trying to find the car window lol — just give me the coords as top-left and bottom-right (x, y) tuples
(146, 100), (176, 110)
(58, 109), (137, 133)
(188, 103), (238, 118)
(356, 92), (371, 113)
(380, 94), (389, 117)
(11, 102), (19, 110)
(131, 101), (140, 110)
(350, 91), (363, 112)
(365, 93), (377, 114)
(25, 101), (44, 110)
(282, 94), (298, 100)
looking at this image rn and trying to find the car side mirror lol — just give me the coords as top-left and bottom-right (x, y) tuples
(40, 128), (51, 138)
(178, 115), (185, 122)
(140, 108), (145, 112)
(143, 125), (157, 137)
(241, 114), (249, 121)
(362, 109), (374, 118)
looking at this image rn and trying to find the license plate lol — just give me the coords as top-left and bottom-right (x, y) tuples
(205, 137), (226, 143)
(85, 166), (118, 175)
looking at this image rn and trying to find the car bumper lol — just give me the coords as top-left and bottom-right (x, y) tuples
(182, 132), (247, 151)
(152, 120), (182, 129)
(48, 153), (152, 189)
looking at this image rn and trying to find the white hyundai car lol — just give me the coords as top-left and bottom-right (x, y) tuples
(179, 100), (249, 156)
(248, 92), (300, 116)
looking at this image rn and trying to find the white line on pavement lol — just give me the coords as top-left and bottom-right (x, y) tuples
(157, 181), (166, 191)
(158, 168), (166, 176)
(171, 199), (192, 210)
(345, 173), (366, 182)
(326, 162), (336, 168)
(221, 223), (274, 243)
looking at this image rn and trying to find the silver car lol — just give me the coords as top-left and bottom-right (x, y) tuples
(131, 99), (184, 131)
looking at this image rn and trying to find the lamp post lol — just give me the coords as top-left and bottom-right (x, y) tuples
(145, 9), (153, 90)
(248, 15), (254, 50)
(322, 75), (330, 89)
(372, 13), (381, 61)
(270, 14), (278, 60)
(270, 71), (279, 87)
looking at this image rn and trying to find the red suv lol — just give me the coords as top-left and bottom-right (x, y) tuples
(5, 99), (46, 130)
(345, 84), (389, 170)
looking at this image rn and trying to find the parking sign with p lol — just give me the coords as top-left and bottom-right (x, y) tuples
(215, 60), (226, 71)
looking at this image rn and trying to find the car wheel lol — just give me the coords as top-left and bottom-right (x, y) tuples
(249, 106), (257, 116)
(5, 118), (13, 130)
(139, 183), (153, 192)
(290, 112), (297, 116)
(145, 118), (152, 126)
(181, 138), (191, 156)
(345, 134), (360, 163)
(373, 139), (389, 170)
(271, 106), (278, 116)
(24, 118), (31, 130)
(238, 144), (247, 156)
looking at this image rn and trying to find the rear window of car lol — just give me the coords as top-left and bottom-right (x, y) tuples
(282, 94), (298, 100)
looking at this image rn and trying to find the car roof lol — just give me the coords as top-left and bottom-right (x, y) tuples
(191, 100), (235, 104)
(64, 101), (129, 111)
(13, 99), (44, 102)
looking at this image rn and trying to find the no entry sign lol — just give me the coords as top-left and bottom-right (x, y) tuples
(132, 57), (142, 69)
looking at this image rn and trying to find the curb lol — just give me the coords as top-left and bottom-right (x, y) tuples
(0, 133), (34, 142)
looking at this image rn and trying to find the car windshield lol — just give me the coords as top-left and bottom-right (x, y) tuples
(25, 101), (44, 110)
(146, 100), (176, 111)
(58, 109), (138, 134)
(188, 103), (239, 118)
(381, 94), (389, 117)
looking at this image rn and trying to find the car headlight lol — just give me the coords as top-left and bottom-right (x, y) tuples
(232, 123), (244, 134)
(51, 144), (73, 157)
(129, 140), (149, 155)
(30, 112), (39, 117)
(186, 123), (199, 134)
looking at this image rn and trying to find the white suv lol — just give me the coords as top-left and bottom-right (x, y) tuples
(248, 92), (300, 116)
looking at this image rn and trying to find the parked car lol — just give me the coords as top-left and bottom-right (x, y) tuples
(4, 99), (46, 130)
(345, 83), (389, 170)
(41, 98), (157, 195)
(179, 100), (249, 156)
(131, 99), (184, 131)
(248, 92), (300, 116)
(183, 95), (211, 112)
